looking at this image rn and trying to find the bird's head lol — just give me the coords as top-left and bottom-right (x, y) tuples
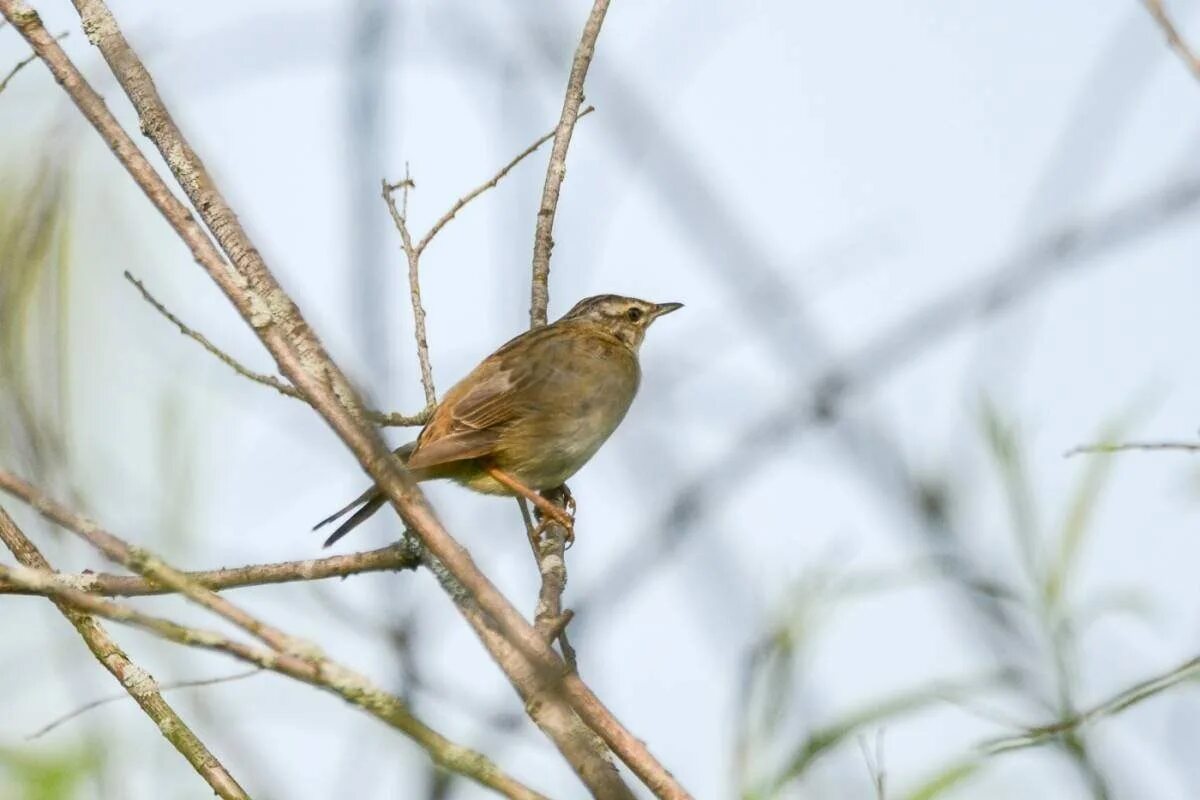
(559, 294), (683, 351)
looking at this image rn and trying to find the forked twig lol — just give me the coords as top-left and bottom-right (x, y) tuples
(416, 105), (595, 257)
(382, 169), (437, 407)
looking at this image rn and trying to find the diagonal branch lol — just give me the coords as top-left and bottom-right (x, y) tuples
(417, 541), (635, 800)
(3, 2), (688, 796)
(1143, 0), (1200, 83)
(529, 0), (610, 327)
(0, 505), (250, 800)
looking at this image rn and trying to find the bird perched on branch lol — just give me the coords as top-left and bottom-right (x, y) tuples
(315, 294), (683, 547)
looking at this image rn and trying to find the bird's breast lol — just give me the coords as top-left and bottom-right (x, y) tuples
(495, 337), (639, 489)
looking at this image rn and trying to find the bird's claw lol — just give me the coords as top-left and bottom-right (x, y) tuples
(560, 485), (577, 519)
(532, 487), (575, 548)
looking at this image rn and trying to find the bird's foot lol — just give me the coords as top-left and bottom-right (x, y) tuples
(532, 502), (575, 548)
(538, 485), (576, 548)
(484, 465), (576, 547)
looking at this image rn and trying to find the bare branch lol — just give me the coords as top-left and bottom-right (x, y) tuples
(382, 173), (437, 407)
(124, 271), (431, 427)
(418, 106), (595, 257)
(0, 562), (549, 800)
(1143, 0), (1200, 83)
(0, 535), (421, 597)
(1065, 439), (1200, 457)
(0, 505), (250, 800)
(529, 0), (610, 327)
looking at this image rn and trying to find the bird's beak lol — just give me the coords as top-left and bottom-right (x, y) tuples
(651, 301), (684, 320)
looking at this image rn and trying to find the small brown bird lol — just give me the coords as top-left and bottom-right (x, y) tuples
(315, 294), (682, 547)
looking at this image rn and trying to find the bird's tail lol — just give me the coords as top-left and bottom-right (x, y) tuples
(314, 443), (415, 548)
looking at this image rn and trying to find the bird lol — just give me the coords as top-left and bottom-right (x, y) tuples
(314, 294), (683, 547)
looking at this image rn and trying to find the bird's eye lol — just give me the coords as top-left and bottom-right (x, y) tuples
(626, 307), (644, 322)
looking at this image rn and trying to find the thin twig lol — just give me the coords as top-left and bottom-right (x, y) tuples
(518, 496), (577, 669)
(1065, 440), (1200, 457)
(518, 2), (613, 766)
(0, 506), (250, 800)
(124, 271), (431, 427)
(417, 106), (595, 256)
(530, 492), (570, 643)
(981, 653), (1200, 755)
(28, 669), (263, 740)
(0, 562), (549, 800)
(381, 173), (437, 407)
(517, 497), (543, 562)
(0, 537), (422, 596)
(124, 270), (302, 400)
(1143, 0), (1200, 83)
(529, 0), (610, 327)
(0, 28), (64, 93)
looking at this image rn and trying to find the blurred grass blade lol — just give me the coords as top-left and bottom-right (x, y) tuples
(1044, 413), (1135, 610)
(903, 759), (981, 800)
(765, 675), (998, 796)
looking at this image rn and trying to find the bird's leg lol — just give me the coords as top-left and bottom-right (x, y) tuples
(484, 465), (575, 543)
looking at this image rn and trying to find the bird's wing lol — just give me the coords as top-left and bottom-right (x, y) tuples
(404, 428), (502, 470)
(405, 327), (554, 470)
